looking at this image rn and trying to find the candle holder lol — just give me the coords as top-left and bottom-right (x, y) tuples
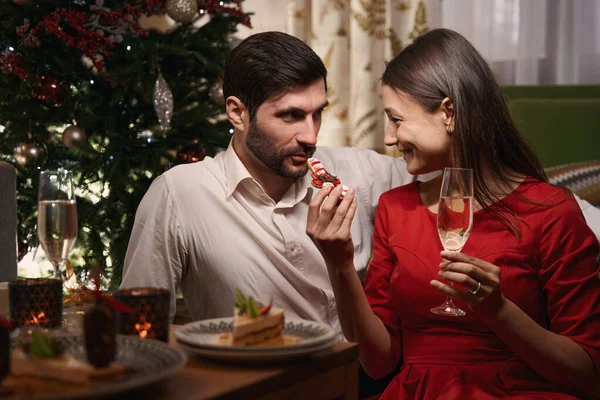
(114, 287), (170, 342)
(9, 278), (63, 329)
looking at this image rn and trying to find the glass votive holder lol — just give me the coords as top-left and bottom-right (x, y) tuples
(9, 278), (63, 329)
(114, 287), (170, 342)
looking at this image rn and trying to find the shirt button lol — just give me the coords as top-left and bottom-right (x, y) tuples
(290, 244), (296, 252)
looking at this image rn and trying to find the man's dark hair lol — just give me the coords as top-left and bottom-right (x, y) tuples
(223, 31), (327, 121)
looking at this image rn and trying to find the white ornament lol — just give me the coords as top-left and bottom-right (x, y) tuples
(166, 0), (198, 24)
(153, 72), (174, 130)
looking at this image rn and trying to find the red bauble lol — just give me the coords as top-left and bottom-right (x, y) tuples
(32, 74), (67, 107)
(177, 142), (207, 164)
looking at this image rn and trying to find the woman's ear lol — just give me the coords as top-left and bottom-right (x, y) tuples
(226, 96), (247, 132)
(440, 97), (455, 132)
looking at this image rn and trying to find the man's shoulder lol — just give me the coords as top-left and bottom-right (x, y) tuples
(161, 153), (223, 187)
(314, 146), (389, 162)
(313, 146), (402, 172)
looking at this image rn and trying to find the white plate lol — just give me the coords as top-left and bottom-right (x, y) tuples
(177, 336), (338, 362)
(174, 317), (337, 352)
(5, 335), (187, 399)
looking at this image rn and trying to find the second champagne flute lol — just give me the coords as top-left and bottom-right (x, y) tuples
(430, 167), (474, 317)
(37, 169), (78, 280)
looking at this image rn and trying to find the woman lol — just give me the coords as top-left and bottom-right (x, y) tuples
(307, 29), (600, 399)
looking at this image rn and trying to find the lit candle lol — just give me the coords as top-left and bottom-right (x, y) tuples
(114, 288), (169, 342)
(9, 278), (63, 329)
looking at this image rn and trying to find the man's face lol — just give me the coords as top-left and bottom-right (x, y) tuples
(245, 79), (328, 179)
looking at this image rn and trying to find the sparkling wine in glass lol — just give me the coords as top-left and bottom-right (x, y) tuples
(430, 167), (473, 317)
(37, 169), (78, 281)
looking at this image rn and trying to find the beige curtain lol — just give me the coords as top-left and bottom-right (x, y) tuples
(284, 0), (428, 152)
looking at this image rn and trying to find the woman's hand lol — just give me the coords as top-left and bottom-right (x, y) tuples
(430, 251), (507, 318)
(306, 184), (357, 270)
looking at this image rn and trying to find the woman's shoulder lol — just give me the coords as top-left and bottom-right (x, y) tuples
(518, 177), (573, 206)
(508, 177), (585, 223)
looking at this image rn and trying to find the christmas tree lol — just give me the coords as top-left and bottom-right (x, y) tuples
(0, 0), (250, 289)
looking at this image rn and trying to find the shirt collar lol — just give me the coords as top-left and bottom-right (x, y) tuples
(278, 172), (313, 208)
(223, 138), (313, 206)
(223, 138), (253, 199)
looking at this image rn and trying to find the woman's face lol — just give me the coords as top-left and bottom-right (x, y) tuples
(382, 85), (453, 175)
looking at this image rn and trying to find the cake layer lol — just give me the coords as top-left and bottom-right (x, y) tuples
(232, 307), (284, 339)
(232, 321), (284, 346)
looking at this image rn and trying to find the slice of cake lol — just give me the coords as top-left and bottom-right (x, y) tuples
(10, 349), (125, 384)
(9, 329), (126, 385)
(232, 290), (284, 346)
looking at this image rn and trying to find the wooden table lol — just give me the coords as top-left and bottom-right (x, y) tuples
(122, 326), (360, 400)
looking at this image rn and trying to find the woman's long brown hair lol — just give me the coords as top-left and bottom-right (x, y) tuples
(382, 28), (548, 238)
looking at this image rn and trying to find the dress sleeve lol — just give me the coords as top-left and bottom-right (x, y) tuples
(539, 194), (600, 374)
(121, 175), (187, 322)
(364, 196), (402, 369)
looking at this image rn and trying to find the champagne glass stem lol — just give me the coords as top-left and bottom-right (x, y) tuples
(51, 260), (63, 280)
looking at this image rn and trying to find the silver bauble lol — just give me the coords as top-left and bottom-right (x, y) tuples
(14, 140), (47, 168)
(166, 0), (198, 23)
(209, 78), (225, 106)
(62, 125), (87, 148)
(153, 72), (174, 129)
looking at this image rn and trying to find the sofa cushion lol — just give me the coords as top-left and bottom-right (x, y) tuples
(506, 98), (600, 167)
(546, 160), (600, 207)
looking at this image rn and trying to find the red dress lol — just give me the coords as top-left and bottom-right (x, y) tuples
(364, 178), (600, 399)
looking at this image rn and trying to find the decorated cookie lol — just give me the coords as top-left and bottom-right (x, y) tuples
(307, 158), (348, 198)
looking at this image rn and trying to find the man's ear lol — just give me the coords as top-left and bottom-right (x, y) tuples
(226, 96), (247, 132)
(440, 97), (455, 132)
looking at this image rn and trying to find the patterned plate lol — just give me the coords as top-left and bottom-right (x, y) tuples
(6, 335), (187, 399)
(176, 336), (338, 363)
(174, 317), (338, 352)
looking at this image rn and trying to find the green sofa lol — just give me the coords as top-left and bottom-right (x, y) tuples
(501, 85), (600, 206)
(501, 85), (600, 168)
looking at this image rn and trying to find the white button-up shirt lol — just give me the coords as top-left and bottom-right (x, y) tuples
(121, 142), (416, 336)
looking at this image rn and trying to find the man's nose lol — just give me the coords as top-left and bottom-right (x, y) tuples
(297, 117), (318, 146)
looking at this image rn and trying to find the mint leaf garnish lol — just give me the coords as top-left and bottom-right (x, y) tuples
(247, 296), (259, 318)
(235, 288), (246, 309)
(30, 331), (63, 358)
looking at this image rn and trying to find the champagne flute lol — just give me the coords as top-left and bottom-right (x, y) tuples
(430, 167), (474, 317)
(37, 169), (78, 281)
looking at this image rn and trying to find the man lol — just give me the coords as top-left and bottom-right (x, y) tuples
(120, 32), (416, 336)
(121, 31), (600, 337)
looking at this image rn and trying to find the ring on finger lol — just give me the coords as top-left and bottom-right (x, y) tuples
(468, 281), (481, 295)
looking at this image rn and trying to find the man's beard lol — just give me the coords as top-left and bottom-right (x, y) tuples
(246, 119), (316, 179)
